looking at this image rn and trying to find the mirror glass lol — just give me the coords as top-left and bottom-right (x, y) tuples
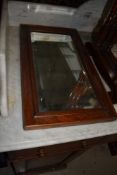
(31, 32), (101, 112)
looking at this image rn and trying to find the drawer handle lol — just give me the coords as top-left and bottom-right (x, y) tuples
(82, 141), (87, 147)
(37, 149), (45, 157)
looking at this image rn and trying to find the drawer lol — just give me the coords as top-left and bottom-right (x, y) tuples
(8, 141), (84, 162)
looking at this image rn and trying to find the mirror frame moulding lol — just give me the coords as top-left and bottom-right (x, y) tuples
(20, 24), (117, 130)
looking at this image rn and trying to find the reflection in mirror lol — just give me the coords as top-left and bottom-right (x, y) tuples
(31, 32), (100, 112)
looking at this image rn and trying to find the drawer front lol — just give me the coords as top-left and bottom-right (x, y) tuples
(8, 142), (84, 161)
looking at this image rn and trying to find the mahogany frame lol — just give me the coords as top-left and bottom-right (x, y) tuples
(20, 24), (116, 130)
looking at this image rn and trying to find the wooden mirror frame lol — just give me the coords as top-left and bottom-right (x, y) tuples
(20, 24), (116, 130)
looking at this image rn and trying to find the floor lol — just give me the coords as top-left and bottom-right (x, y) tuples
(1, 144), (117, 175)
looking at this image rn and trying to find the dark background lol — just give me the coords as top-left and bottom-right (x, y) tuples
(8, 0), (89, 8)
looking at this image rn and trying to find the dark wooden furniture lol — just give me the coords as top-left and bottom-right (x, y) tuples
(8, 142), (85, 174)
(20, 24), (116, 130)
(92, 0), (117, 48)
(0, 0), (3, 23)
(85, 0), (117, 156)
(86, 0), (117, 103)
(8, 133), (117, 175)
